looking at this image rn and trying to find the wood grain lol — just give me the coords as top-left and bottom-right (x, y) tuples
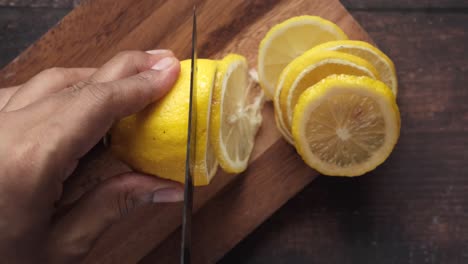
(0, 8), (68, 68)
(140, 139), (317, 264)
(0, 0), (166, 85)
(3, 0), (465, 263)
(0, 0), (371, 87)
(342, 0), (468, 9)
(0, 0), (375, 263)
(0, 0), (79, 8)
(220, 11), (468, 264)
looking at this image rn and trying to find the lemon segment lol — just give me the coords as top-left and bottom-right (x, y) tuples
(274, 50), (380, 143)
(258, 16), (348, 99)
(292, 75), (400, 176)
(312, 40), (398, 96)
(211, 54), (264, 173)
(110, 59), (218, 186)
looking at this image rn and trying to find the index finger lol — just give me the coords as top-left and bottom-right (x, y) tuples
(20, 50), (180, 173)
(60, 51), (180, 159)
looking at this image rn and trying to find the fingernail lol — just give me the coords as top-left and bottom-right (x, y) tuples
(152, 187), (184, 203)
(146, 49), (171, 55)
(151, 57), (176, 71)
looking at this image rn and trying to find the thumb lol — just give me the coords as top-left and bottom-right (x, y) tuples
(48, 173), (183, 263)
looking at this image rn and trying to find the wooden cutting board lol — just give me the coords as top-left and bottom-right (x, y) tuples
(0, 0), (372, 263)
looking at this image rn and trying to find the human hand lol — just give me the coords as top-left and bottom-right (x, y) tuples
(0, 50), (183, 263)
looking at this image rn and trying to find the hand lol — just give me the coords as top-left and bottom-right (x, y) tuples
(0, 50), (183, 263)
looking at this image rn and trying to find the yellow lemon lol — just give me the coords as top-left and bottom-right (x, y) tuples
(258, 16), (348, 99)
(312, 40), (398, 96)
(211, 54), (264, 173)
(110, 59), (218, 186)
(292, 75), (400, 176)
(274, 50), (380, 143)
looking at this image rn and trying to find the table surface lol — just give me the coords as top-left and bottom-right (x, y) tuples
(1, 0), (467, 263)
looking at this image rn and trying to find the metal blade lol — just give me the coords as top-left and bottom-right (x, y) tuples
(181, 6), (197, 264)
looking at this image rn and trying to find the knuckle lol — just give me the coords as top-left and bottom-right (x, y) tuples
(47, 233), (90, 263)
(41, 67), (66, 77)
(116, 190), (137, 218)
(36, 67), (68, 85)
(85, 83), (115, 105)
(109, 175), (139, 218)
(67, 80), (93, 96)
(134, 71), (154, 83)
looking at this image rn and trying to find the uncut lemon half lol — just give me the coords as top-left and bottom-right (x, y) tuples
(258, 15), (348, 99)
(312, 40), (398, 96)
(274, 50), (380, 143)
(110, 59), (218, 186)
(292, 75), (400, 177)
(211, 54), (264, 173)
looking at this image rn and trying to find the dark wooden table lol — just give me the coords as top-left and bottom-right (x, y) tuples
(1, 0), (467, 263)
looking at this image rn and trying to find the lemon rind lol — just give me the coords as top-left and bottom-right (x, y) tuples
(211, 54), (255, 173)
(258, 15), (348, 99)
(312, 40), (398, 96)
(292, 75), (400, 177)
(274, 50), (380, 143)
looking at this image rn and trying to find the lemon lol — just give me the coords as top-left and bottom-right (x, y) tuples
(274, 50), (380, 143)
(292, 75), (400, 176)
(258, 16), (348, 99)
(110, 59), (218, 186)
(211, 54), (264, 173)
(312, 40), (398, 96)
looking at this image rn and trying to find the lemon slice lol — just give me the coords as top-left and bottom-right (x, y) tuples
(258, 16), (348, 99)
(313, 40), (398, 96)
(211, 54), (264, 173)
(274, 50), (380, 143)
(292, 75), (400, 176)
(111, 59), (218, 186)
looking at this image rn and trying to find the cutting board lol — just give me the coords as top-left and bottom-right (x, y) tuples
(0, 0), (372, 263)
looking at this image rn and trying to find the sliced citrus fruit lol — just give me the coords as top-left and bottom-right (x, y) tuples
(312, 40), (398, 96)
(110, 59), (218, 186)
(258, 16), (348, 99)
(274, 109), (294, 145)
(211, 54), (264, 173)
(292, 75), (400, 176)
(274, 50), (380, 143)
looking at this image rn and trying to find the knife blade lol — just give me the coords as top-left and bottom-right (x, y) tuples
(181, 7), (197, 264)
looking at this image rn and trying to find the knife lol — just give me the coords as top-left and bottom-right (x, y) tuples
(181, 7), (197, 264)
